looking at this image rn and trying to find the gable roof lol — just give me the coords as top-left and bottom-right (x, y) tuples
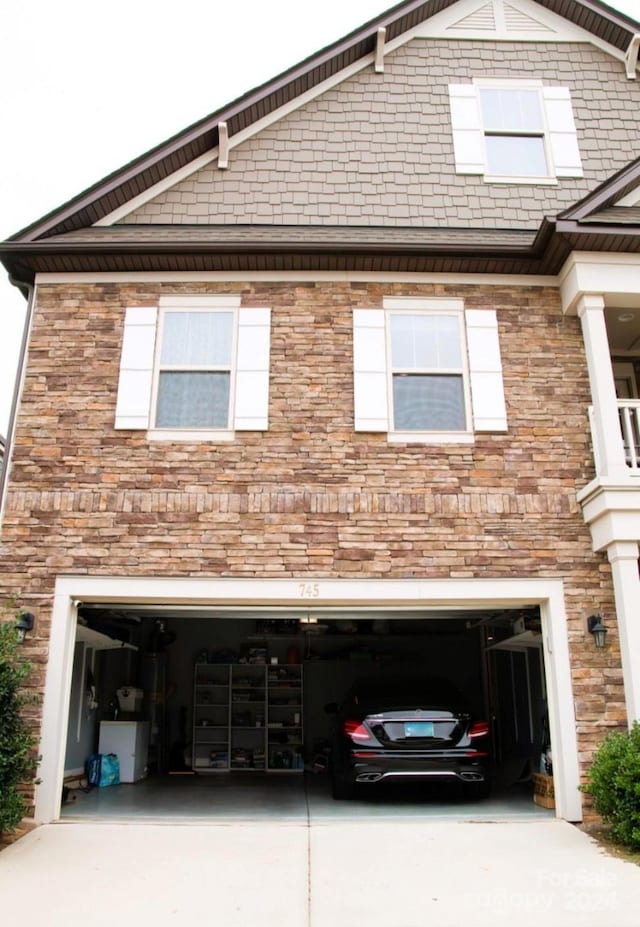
(0, 0), (639, 286)
(6, 0), (640, 245)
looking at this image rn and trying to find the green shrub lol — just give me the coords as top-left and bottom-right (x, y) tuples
(0, 615), (38, 835)
(583, 722), (640, 850)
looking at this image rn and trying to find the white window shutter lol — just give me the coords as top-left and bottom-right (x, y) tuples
(542, 87), (583, 178)
(465, 309), (508, 432)
(114, 307), (158, 430)
(353, 309), (389, 432)
(449, 85), (485, 175)
(234, 307), (271, 431)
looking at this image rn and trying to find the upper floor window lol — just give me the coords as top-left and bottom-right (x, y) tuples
(353, 298), (507, 443)
(115, 296), (271, 439)
(479, 87), (547, 178)
(449, 80), (583, 183)
(389, 311), (468, 432)
(155, 309), (235, 429)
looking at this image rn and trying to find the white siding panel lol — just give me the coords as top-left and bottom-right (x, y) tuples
(542, 87), (583, 178)
(234, 307), (271, 431)
(114, 307), (158, 430)
(353, 309), (389, 432)
(465, 309), (508, 432)
(449, 85), (485, 175)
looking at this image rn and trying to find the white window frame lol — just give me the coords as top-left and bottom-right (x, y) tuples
(449, 78), (583, 185)
(476, 79), (554, 185)
(149, 300), (238, 441)
(385, 302), (474, 443)
(113, 294), (270, 441)
(353, 298), (508, 442)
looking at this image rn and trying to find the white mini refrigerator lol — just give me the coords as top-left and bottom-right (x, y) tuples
(98, 721), (149, 783)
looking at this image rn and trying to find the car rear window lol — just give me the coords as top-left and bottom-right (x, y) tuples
(348, 677), (467, 710)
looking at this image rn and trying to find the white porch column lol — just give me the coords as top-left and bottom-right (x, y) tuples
(576, 294), (628, 480)
(607, 540), (640, 725)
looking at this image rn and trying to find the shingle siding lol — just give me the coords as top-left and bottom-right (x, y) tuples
(122, 40), (640, 229)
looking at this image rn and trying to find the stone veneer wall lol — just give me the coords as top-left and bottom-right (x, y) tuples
(0, 280), (625, 814)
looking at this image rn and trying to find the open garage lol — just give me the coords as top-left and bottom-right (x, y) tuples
(48, 577), (572, 823)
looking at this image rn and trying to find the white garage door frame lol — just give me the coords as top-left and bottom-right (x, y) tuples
(35, 574), (581, 824)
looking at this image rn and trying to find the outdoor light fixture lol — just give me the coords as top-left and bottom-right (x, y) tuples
(587, 614), (607, 649)
(15, 611), (35, 643)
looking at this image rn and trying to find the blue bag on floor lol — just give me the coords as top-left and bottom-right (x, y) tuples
(99, 753), (120, 787)
(86, 753), (120, 787)
(86, 753), (101, 787)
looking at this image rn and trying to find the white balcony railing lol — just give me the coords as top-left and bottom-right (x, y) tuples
(618, 400), (640, 470)
(588, 401), (640, 476)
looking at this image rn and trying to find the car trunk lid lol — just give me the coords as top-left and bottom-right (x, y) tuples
(365, 708), (466, 747)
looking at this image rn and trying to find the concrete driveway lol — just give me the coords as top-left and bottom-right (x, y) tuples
(1, 820), (640, 927)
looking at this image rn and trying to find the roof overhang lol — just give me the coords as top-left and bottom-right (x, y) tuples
(0, 222), (562, 280)
(2, 214), (640, 283)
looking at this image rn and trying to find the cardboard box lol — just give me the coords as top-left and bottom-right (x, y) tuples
(532, 772), (555, 809)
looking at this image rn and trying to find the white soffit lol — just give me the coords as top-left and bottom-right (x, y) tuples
(95, 0), (628, 227)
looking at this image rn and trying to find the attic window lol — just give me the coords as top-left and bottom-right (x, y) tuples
(479, 88), (548, 177)
(449, 80), (583, 183)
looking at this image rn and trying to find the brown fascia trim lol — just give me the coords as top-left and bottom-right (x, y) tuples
(0, 218), (557, 272)
(11, 0), (637, 245)
(0, 238), (554, 285)
(555, 218), (640, 237)
(558, 157), (640, 222)
(0, 237), (538, 261)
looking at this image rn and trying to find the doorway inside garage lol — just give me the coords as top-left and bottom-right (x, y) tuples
(60, 605), (553, 822)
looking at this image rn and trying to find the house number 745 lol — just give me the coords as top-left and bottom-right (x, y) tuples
(299, 583), (320, 598)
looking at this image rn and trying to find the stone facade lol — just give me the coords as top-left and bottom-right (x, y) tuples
(122, 40), (640, 230)
(0, 279), (626, 813)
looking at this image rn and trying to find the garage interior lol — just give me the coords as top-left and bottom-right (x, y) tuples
(60, 604), (554, 821)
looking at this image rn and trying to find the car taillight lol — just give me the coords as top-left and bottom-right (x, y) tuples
(469, 721), (490, 739)
(343, 719), (371, 741)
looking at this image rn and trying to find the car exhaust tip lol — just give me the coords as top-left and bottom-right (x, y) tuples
(356, 772), (383, 782)
(460, 772), (484, 782)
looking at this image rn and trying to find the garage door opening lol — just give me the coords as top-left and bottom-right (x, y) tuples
(59, 605), (555, 822)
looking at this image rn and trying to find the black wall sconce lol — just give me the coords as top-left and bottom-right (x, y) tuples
(15, 611), (35, 643)
(587, 614), (607, 649)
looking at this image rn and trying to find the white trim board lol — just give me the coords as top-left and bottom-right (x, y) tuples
(36, 574), (581, 825)
(35, 271), (560, 287)
(559, 252), (640, 314)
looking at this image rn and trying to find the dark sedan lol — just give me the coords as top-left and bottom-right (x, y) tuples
(326, 677), (491, 800)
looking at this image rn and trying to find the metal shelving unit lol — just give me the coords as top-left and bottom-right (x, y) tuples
(192, 663), (230, 772)
(267, 664), (304, 772)
(192, 662), (304, 773)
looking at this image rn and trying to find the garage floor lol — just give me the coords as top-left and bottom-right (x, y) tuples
(60, 773), (552, 822)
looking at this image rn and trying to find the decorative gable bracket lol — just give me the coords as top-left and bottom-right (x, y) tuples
(626, 34), (640, 79)
(375, 27), (386, 73)
(218, 122), (229, 170)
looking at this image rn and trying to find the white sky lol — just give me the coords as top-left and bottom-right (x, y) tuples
(1, 0), (638, 437)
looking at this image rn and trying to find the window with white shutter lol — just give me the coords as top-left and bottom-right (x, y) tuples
(114, 296), (271, 439)
(449, 80), (582, 183)
(353, 299), (507, 442)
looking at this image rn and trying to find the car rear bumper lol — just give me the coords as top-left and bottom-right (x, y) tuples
(348, 753), (489, 785)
